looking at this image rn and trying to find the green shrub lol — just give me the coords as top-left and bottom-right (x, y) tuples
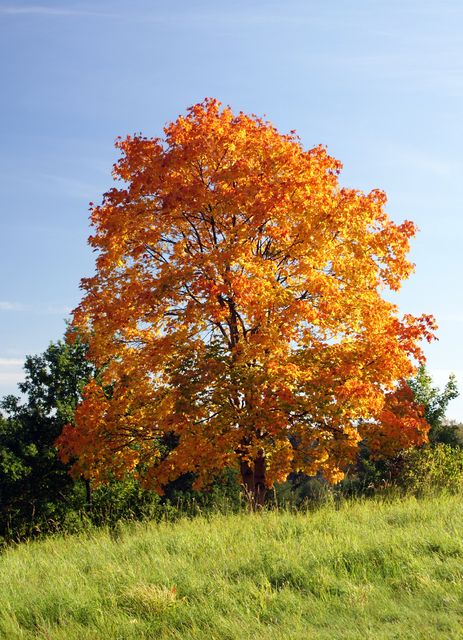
(272, 475), (336, 509)
(399, 444), (463, 494)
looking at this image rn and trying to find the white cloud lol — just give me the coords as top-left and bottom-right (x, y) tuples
(0, 357), (24, 392)
(0, 358), (24, 366)
(0, 301), (26, 311)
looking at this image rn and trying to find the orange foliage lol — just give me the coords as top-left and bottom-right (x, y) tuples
(57, 98), (435, 492)
(359, 382), (430, 458)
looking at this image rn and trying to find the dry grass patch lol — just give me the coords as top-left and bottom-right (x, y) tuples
(119, 583), (182, 616)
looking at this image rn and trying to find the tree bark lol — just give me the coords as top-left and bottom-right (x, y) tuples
(84, 478), (92, 510)
(240, 449), (266, 509)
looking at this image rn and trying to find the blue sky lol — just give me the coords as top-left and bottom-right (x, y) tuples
(1, 0), (463, 417)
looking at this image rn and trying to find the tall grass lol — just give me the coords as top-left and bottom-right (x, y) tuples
(2, 494), (463, 639)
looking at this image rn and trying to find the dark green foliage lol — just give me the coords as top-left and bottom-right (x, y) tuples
(0, 336), (164, 540)
(68, 477), (165, 529)
(18, 336), (95, 424)
(0, 336), (94, 541)
(272, 474), (334, 509)
(162, 467), (242, 515)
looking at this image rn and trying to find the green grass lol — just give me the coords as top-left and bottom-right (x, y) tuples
(2, 494), (463, 639)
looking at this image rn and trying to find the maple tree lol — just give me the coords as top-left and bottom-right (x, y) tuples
(57, 98), (435, 506)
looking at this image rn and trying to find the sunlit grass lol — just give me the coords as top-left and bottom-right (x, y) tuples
(2, 494), (463, 639)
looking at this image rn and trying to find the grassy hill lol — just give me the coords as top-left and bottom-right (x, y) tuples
(1, 494), (463, 639)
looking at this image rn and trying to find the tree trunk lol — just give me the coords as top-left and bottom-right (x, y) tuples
(240, 449), (266, 509)
(84, 478), (92, 510)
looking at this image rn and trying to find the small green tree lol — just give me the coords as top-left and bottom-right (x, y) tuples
(0, 336), (94, 540)
(408, 366), (459, 445)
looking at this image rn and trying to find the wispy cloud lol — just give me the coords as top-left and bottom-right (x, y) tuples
(0, 301), (26, 311)
(0, 170), (103, 201)
(0, 357), (24, 389)
(0, 301), (71, 315)
(0, 3), (325, 26)
(0, 5), (117, 17)
(0, 358), (24, 366)
(39, 173), (102, 200)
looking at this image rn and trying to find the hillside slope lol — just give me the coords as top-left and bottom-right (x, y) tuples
(1, 495), (463, 639)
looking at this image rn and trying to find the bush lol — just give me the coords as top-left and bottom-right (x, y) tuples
(272, 475), (335, 509)
(398, 444), (463, 494)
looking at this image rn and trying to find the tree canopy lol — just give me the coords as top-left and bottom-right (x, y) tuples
(57, 98), (435, 504)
